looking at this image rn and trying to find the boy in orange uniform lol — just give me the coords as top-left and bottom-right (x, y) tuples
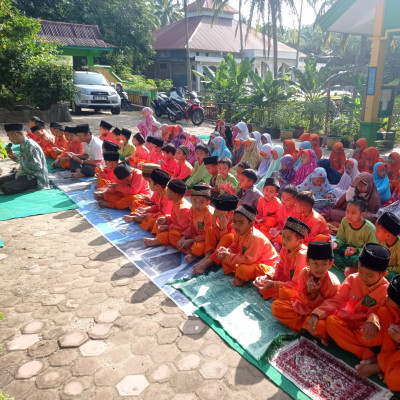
(27, 116), (42, 142)
(143, 179), (191, 248)
(95, 151), (119, 189)
(173, 145), (193, 181)
(147, 137), (165, 164)
(52, 126), (84, 169)
(295, 191), (330, 244)
(45, 124), (68, 159)
(271, 241), (340, 332)
(123, 169), (172, 233)
(99, 120), (117, 143)
(254, 216), (309, 300)
(177, 184), (214, 263)
(255, 177), (281, 238)
(159, 144), (178, 176)
(308, 243), (390, 350)
(355, 275), (400, 392)
(192, 194), (239, 274)
(127, 132), (150, 167)
(102, 139), (119, 153)
(32, 123), (55, 155)
(97, 163), (151, 209)
(216, 204), (278, 287)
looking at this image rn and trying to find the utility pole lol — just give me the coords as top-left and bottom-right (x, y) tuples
(184, 0), (192, 90)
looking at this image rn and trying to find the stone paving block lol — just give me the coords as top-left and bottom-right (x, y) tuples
(49, 349), (79, 367)
(196, 381), (226, 400)
(79, 340), (107, 357)
(41, 295), (65, 306)
(28, 340), (59, 358)
(149, 363), (175, 383)
(201, 343), (227, 359)
(134, 320), (160, 336)
(66, 288), (87, 299)
(3, 380), (35, 399)
(75, 305), (102, 319)
(172, 394), (198, 400)
(199, 361), (228, 380)
(0, 328), (18, 342)
(110, 277), (130, 287)
(0, 253), (8, 260)
(179, 319), (207, 335)
(150, 343), (181, 363)
(130, 337), (156, 355)
(7, 334), (40, 351)
(15, 360), (44, 379)
(177, 335), (204, 352)
(156, 327), (179, 345)
(0, 351), (25, 371)
(88, 324), (112, 340)
(29, 390), (60, 400)
(89, 387), (116, 400)
(94, 367), (124, 387)
(59, 331), (89, 348)
(142, 385), (175, 400)
(95, 310), (119, 324)
(35, 368), (70, 389)
(85, 293), (108, 305)
(176, 354), (201, 371)
(15, 302), (39, 313)
(116, 375), (149, 396)
(21, 320), (45, 334)
(170, 371), (202, 393)
(158, 315), (184, 328)
(42, 327), (66, 340)
(62, 380), (85, 397)
(72, 358), (100, 377)
(124, 355), (153, 375)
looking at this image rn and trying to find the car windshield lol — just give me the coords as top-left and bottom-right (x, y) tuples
(73, 74), (109, 86)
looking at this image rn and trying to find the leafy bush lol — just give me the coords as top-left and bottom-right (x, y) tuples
(0, 141), (8, 160)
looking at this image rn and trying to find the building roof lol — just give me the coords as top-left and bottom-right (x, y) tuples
(186, 0), (238, 14)
(153, 16), (303, 56)
(38, 20), (116, 49)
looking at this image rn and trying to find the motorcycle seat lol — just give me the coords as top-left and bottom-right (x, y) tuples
(173, 98), (187, 106)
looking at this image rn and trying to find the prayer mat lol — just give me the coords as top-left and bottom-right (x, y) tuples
(172, 269), (295, 361)
(12, 144), (61, 173)
(270, 337), (393, 400)
(49, 171), (96, 193)
(0, 188), (78, 221)
(66, 187), (196, 315)
(0, 237), (3, 247)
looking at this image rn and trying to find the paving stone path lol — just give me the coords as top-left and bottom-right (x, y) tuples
(0, 111), (289, 399)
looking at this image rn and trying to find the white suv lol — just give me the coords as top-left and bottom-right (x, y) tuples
(71, 71), (121, 115)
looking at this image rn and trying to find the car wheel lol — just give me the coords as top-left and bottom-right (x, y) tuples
(111, 107), (121, 115)
(71, 102), (82, 115)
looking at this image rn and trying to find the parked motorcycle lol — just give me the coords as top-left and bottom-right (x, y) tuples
(151, 92), (171, 118)
(115, 83), (134, 111)
(166, 89), (205, 126)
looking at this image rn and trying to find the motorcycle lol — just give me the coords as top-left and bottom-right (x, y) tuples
(151, 92), (171, 118)
(166, 89), (205, 126)
(115, 83), (134, 111)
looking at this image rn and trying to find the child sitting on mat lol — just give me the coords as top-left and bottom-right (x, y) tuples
(159, 144), (178, 177)
(147, 137), (165, 164)
(126, 132), (150, 167)
(143, 179), (191, 248)
(331, 197), (376, 275)
(216, 204), (278, 287)
(216, 157), (238, 195)
(95, 151), (119, 189)
(117, 129), (136, 161)
(309, 243), (390, 350)
(254, 217), (309, 300)
(186, 143), (211, 188)
(173, 145), (193, 182)
(177, 184), (214, 264)
(271, 241), (340, 333)
(192, 194), (238, 275)
(236, 169), (262, 210)
(52, 126), (84, 169)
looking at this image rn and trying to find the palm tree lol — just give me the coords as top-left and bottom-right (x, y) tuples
(153, 0), (183, 27)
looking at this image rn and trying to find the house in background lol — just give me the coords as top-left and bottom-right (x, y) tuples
(147, 0), (306, 92)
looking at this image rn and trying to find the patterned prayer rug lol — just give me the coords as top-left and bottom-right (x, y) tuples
(270, 337), (393, 400)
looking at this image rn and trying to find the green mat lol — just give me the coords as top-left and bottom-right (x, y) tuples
(12, 144), (61, 173)
(0, 188), (77, 221)
(172, 269), (295, 361)
(0, 237), (3, 247)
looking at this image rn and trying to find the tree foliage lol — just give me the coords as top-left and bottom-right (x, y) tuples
(153, 0), (183, 27)
(0, 0), (75, 109)
(13, 0), (157, 73)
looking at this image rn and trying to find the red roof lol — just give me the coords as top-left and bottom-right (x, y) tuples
(38, 20), (115, 48)
(186, 0), (238, 14)
(153, 16), (301, 55)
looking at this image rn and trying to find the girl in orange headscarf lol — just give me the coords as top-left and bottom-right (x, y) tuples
(329, 142), (346, 175)
(310, 133), (322, 160)
(363, 147), (381, 173)
(387, 151), (400, 192)
(352, 138), (368, 172)
(283, 139), (299, 161)
(299, 132), (311, 142)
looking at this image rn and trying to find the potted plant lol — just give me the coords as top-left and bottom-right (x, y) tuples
(327, 118), (347, 149)
(341, 133), (353, 149)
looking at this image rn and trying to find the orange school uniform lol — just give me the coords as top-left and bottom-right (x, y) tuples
(173, 160), (193, 181)
(39, 132), (55, 155)
(271, 267), (340, 332)
(129, 145), (150, 167)
(45, 135), (68, 159)
(314, 274), (389, 351)
(258, 243), (308, 300)
(155, 199), (191, 247)
(207, 215), (235, 264)
(182, 206), (214, 257)
(103, 169), (151, 210)
(58, 141), (84, 169)
(161, 158), (178, 176)
(299, 210), (331, 244)
(100, 131), (117, 143)
(222, 227), (278, 282)
(139, 191), (173, 233)
(255, 197), (281, 238)
(96, 168), (116, 189)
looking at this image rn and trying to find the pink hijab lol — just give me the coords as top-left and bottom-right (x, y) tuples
(137, 107), (156, 138)
(292, 149), (317, 186)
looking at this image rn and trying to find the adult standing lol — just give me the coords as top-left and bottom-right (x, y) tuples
(69, 124), (103, 178)
(0, 123), (49, 194)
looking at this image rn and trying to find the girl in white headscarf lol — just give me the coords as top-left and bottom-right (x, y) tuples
(261, 133), (272, 146)
(233, 121), (250, 141)
(251, 131), (263, 149)
(256, 145), (284, 190)
(257, 144), (272, 179)
(333, 158), (360, 199)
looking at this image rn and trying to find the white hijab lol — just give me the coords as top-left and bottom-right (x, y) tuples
(262, 133), (272, 145)
(257, 144), (272, 178)
(252, 131), (262, 149)
(235, 121), (250, 141)
(334, 158), (359, 199)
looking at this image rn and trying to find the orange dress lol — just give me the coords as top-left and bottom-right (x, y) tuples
(258, 243), (308, 300)
(39, 132), (55, 155)
(182, 206), (214, 257)
(139, 191), (173, 233)
(100, 131), (117, 143)
(271, 267), (340, 332)
(45, 135), (68, 159)
(155, 198), (191, 247)
(206, 215), (235, 264)
(173, 160), (193, 181)
(129, 145), (150, 167)
(329, 142), (346, 175)
(387, 152), (400, 192)
(314, 273), (389, 351)
(283, 140), (299, 161)
(222, 227), (278, 282)
(299, 210), (331, 244)
(103, 169), (151, 210)
(96, 168), (116, 189)
(255, 197), (282, 238)
(362, 147), (381, 173)
(161, 158), (178, 176)
(353, 138), (368, 172)
(58, 141), (84, 169)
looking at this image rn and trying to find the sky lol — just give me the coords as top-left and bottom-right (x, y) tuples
(229, 0), (319, 28)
